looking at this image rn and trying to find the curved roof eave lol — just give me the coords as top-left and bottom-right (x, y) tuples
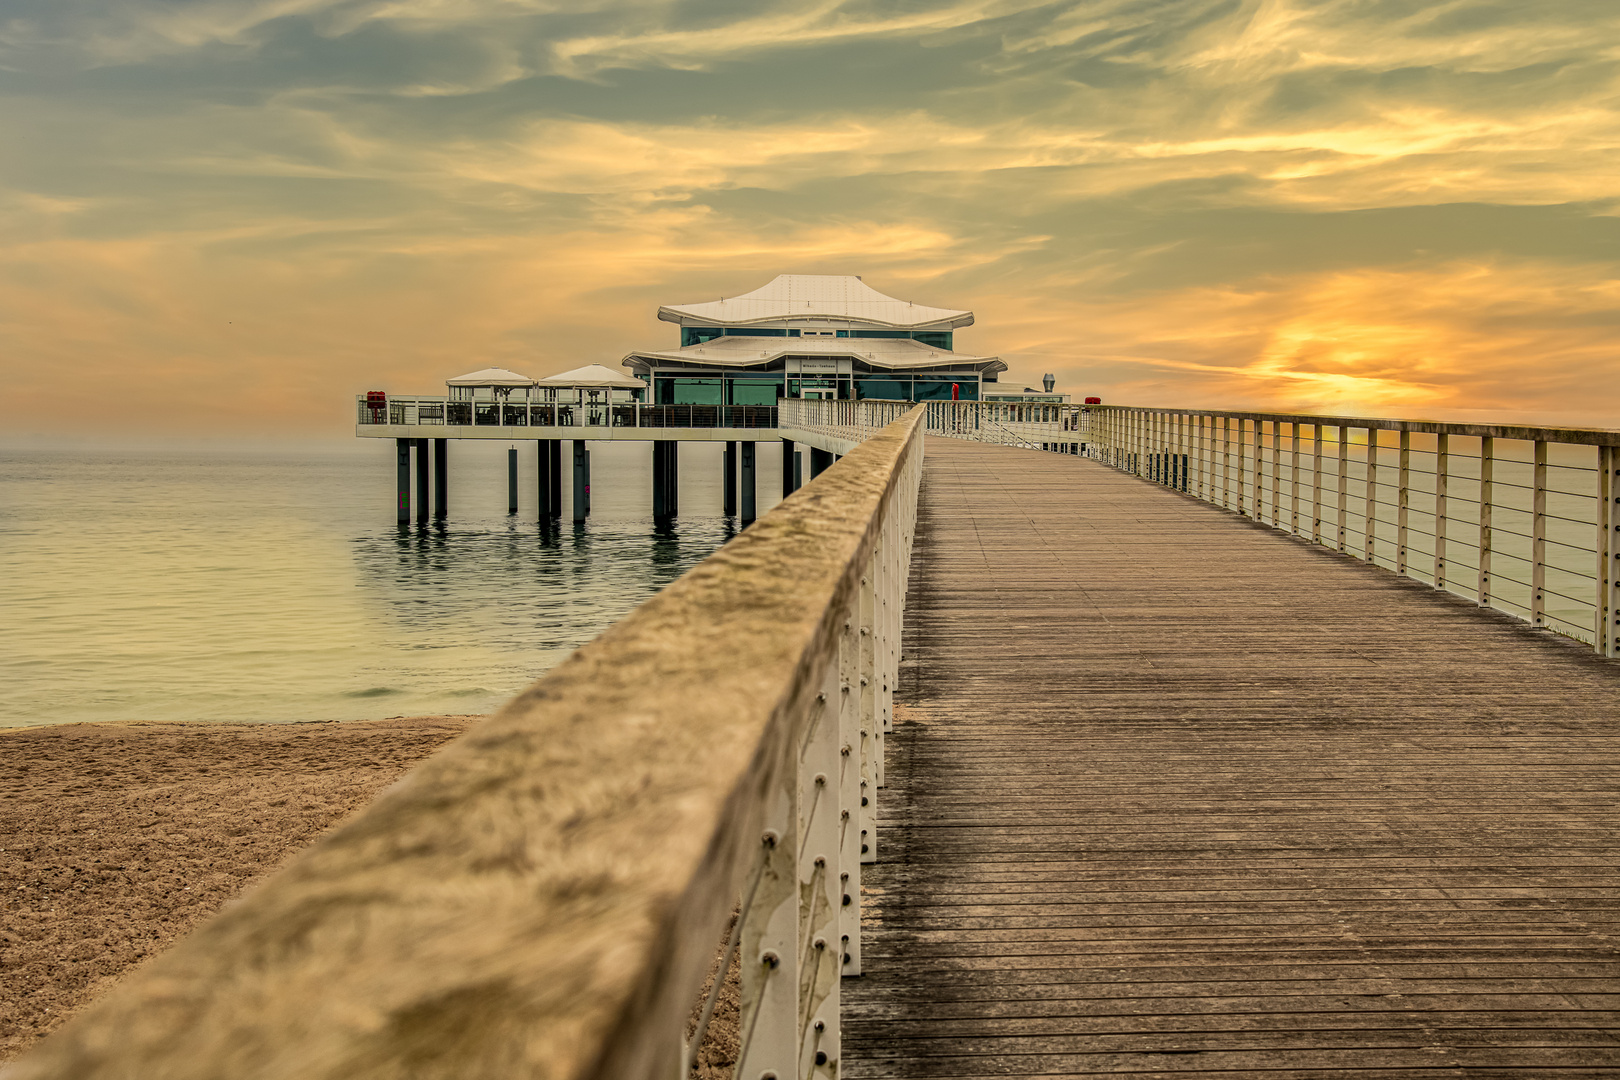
(656, 307), (975, 331)
(620, 348), (1006, 375)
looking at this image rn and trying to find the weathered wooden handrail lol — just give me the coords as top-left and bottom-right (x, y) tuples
(1088, 404), (1620, 658)
(7, 408), (925, 1080)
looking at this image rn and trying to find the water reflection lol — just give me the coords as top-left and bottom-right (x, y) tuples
(0, 440), (765, 728)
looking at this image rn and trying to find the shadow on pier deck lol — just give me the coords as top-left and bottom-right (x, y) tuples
(846, 438), (1620, 1077)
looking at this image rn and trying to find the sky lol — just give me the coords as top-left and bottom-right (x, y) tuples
(2, 0), (1617, 435)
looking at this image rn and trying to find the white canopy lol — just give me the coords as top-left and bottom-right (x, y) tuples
(446, 367), (535, 387)
(535, 364), (646, 390)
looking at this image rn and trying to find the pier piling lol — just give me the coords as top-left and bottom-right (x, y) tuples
(653, 441), (679, 518)
(740, 441), (756, 522)
(811, 447), (834, 479)
(548, 439), (562, 520)
(572, 440), (589, 522)
(416, 438), (430, 522)
(395, 438), (410, 522)
(723, 441), (737, 516)
(536, 440), (553, 522)
(433, 439), (447, 517)
(507, 446), (518, 514)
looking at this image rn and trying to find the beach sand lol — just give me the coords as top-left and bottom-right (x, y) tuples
(0, 716), (742, 1075)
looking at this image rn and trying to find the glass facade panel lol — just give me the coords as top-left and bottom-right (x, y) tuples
(913, 379), (977, 401)
(730, 379), (782, 405)
(832, 330), (953, 350)
(681, 327), (724, 347)
(663, 377), (723, 405)
(855, 378), (910, 401)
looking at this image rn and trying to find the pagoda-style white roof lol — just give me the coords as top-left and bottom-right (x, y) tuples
(446, 366), (534, 387)
(622, 335), (1004, 375)
(535, 364), (646, 389)
(659, 275), (974, 331)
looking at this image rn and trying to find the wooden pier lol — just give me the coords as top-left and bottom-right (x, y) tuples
(844, 437), (1620, 1076)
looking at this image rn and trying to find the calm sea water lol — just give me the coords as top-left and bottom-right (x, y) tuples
(0, 439), (784, 728)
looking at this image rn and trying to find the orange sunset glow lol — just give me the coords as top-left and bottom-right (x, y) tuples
(3, 0), (1617, 433)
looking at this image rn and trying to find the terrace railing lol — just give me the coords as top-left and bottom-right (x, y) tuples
(780, 398), (1091, 451)
(358, 395), (779, 430)
(924, 400), (1090, 449)
(1088, 406), (1620, 657)
(12, 408), (926, 1080)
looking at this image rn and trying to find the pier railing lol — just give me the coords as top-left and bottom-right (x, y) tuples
(1088, 406), (1620, 657)
(12, 409), (926, 1080)
(782, 397), (1090, 450)
(360, 395), (779, 430)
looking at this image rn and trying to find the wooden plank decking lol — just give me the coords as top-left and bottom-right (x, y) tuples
(843, 437), (1620, 1078)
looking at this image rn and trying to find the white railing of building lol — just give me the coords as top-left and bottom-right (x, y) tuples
(778, 398), (916, 443)
(11, 409), (927, 1080)
(780, 398), (1091, 451)
(358, 395), (780, 430)
(922, 400), (1089, 449)
(1086, 406), (1620, 657)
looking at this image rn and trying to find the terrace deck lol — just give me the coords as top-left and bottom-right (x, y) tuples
(844, 437), (1620, 1077)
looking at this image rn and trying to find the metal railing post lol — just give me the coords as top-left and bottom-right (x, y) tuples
(1269, 421), (1280, 526)
(737, 733), (801, 1080)
(798, 642), (842, 1080)
(1251, 419), (1263, 519)
(1337, 426), (1349, 552)
(1435, 434), (1449, 590)
(1312, 425), (1323, 544)
(1364, 428), (1378, 563)
(838, 587), (863, 980)
(1532, 439), (1548, 626)
(858, 558), (879, 842)
(1290, 422), (1300, 534)
(1600, 446), (1618, 657)
(1397, 429), (1410, 576)
(1223, 416), (1233, 510)
(1479, 436), (1494, 606)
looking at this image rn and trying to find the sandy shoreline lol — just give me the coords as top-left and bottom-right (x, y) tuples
(1, 714), (741, 1076)
(0, 715), (482, 1062)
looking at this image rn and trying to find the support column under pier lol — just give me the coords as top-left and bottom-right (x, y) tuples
(415, 438), (430, 522)
(572, 440), (589, 522)
(548, 439), (562, 519)
(781, 440), (796, 497)
(740, 441), (756, 523)
(652, 441), (679, 518)
(396, 438), (411, 523)
(433, 439), (447, 518)
(507, 446), (518, 515)
(810, 447), (834, 479)
(723, 441), (737, 516)
(536, 440), (552, 522)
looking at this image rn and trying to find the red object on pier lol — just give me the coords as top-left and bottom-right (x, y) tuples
(366, 391), (387, 407)
(951, 383), (960, 401)
(1084, 396), (1101, 405)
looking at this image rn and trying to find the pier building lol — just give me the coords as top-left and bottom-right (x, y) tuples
(357, 275), (1032, 526)
(623, 274), (1006, 404)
